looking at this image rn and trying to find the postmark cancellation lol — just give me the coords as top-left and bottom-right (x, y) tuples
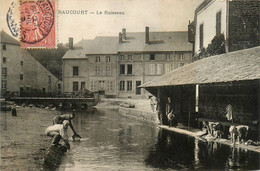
(20, 0), (57, 48)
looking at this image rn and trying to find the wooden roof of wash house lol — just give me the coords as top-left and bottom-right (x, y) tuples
(140, 46), (260, 88)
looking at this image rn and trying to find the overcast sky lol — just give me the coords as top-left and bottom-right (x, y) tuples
(1, 0), (203, 44)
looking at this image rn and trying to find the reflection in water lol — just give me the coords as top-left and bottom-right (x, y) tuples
(58, 109), (260, 170)
(145, 129), (260, 170)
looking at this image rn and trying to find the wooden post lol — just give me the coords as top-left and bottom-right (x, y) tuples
(188, 102), (191, 131)
(195, 84), (199, 113)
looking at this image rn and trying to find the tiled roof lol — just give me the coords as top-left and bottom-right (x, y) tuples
(63, 31), (192, 59)
(140, 46), (260, 88)
(62, 49), (88, 59)
(63, 36), (119, 59)
(1, 31), (20, 45)
(118, 32), (192, 52)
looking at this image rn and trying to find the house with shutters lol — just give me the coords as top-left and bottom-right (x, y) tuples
(62, 27), (192, 98)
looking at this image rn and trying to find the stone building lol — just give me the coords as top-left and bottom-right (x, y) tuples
(189, 0), (260, 55)
(1, 31), (59, 97)
(63, 37), (119, 97)
(62, 27), (192, 98)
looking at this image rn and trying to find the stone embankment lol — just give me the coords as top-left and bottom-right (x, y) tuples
(96, 98), (159, 124)
(96, 98), (260, 154)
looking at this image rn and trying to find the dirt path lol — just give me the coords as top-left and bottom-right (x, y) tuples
(0, 107), (58, 170)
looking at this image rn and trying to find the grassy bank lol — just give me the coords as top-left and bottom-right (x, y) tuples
(0, 107), (58, 170)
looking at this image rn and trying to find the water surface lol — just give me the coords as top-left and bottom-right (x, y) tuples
(58, 109), (260, 170)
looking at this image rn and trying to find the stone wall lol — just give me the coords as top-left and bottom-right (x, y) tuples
(119, 107), (158, 124)
(228, 0), (260, 52)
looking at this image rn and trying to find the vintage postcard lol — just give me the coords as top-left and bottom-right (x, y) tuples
(0, 0), (260, 170)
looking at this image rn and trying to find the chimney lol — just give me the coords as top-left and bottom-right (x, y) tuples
(122, 28), (126, 39)
(69, 37), (73, 50)
(145, 27), (149, 44)
(119, 32), (122, 43)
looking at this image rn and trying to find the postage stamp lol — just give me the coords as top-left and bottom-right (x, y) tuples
(20, 0), (56, 48)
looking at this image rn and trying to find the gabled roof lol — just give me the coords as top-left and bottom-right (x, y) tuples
(1, 30), (20, 45)
(195, 0), (213, 14)
(140, 46), (260, 88)
(118, 31), (192, 52)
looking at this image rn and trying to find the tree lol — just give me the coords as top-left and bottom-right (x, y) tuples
(28, 44), (68, 79)
(194, 34), (226, 61)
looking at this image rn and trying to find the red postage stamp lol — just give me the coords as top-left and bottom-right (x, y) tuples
(20, 0), (56, 48)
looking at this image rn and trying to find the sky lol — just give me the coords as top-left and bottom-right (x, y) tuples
(0, 0), (204, 44)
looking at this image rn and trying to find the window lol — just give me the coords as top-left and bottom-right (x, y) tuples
(96, 56), (101, 63)
(127, 64), (132, 75)
(136, 81), (141, 95)
(107, 81), (113, 91)
(58, 83), (61, 90)
(179, 53), (184, 60)
(149, 64), (156, 75)
(150, 54), (155, 60)
(81, 82), (85, 90)
(120, 55), (125, 61)
(165, 63), (172, 73)
(90, 81), (95, 91)
(128, 54), (133, 60)
(216, 11), (221, 36)
(48, 75), (51, 83)
(48, 86), (51, 92)
(99, 81), (105, 90)
(106, 56), (110, 63)
(2, 44), (6, 50)
(73, 81), (78, 91)
(95, 65), (101, 75)
(199, 24), (204, 49)
(26, 86), (31, 92)
(157, 64), (163, 75)
(21, 61), (23, 66)
(2, 67), (7, 76)
(42, 88), (46, 93)
(120, 65), (125, 75)
(3, 57), (6, 63)
(20, 87), (24, 93)
(165, 54), (171, 61)
(127, 81), (132, 91)
(1, 80), (7, 89)
(178, 63), (184, 67)
(119, 81), (125, 91)
(106, 65), (111, 75)
(20, 74), (23, 80)
(73, 66), (79, 76)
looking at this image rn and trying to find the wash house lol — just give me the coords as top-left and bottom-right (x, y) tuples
(141, 47), (260, 138)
